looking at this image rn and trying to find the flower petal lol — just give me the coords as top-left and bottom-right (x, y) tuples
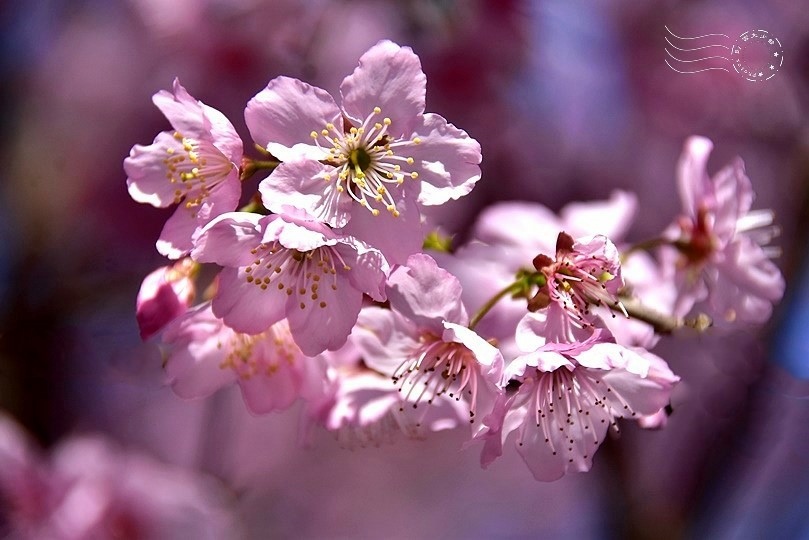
(677, 136), (713, 219)
(191, 212), (264, 267)
(386, 253), (468, 330)
(407, 113), (482, 206)
(341, 192), (424, 267)
(212, 267), (287, 334)
(286, 272), (363, 356)
(245, 76), (341, 161)
(259, 160), (352, 228)
(340, 40), (426, 137)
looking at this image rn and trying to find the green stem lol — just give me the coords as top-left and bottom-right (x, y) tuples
(468, 282), (522, 331)
(239, 156), (280, 182)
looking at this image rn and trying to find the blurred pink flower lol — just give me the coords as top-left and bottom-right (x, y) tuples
(665, 136), (785, 323)
(191, 211), (387, 355)
(478, 324), (678, 481)
(246, 40), (481, 264)
(136, 258), (197, 340)
(0, 413), (236, 539)
(125, 79), (243, 259)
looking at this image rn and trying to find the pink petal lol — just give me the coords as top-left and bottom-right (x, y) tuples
(443, 322), (504, 381)
(711, 158), (753, 243)
(560, 190), (638, 241)
(472, 201), (560, 252)
(340, 40), (426, 138)
(237, 362), (303, 414)
(339, 242), (388, 302)
(152, 79), (208, 141)
(342, 192), (424, 266)
(286, 273), (363, 356)
(385, 253), (468, 330)
(199, 104), (243, 163)
(162, 306), (238, 399)
(676, 136), (713, 218)
(125, 132), (187, 208)
(245, 76), (341, 161)
(259, 160), (352, 228)
(191, 212), (263, 267)
(212, 267), (287, 334)
(407, 113), (482, 206)
(156, 204), (200, 259)
(354, 307), (421, 373)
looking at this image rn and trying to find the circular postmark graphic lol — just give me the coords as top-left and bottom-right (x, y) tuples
(730, 30), (784, 82)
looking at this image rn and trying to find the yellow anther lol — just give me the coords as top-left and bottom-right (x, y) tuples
(406, 157), (414, 164)
(371, 209), (380, 216)
(375, 195), (383, 201)
(337, 186), (344, 192)
(383, 117), (392, 125)
(326, 123), (335, 130)
(374, 123), (382, 130)
(373, 106), (382, 114)
(410, 172), (419, 179)
(173, 132), (183, 140)
(350, 127), (358, 134)
(321, 129), (329, 136)
(386, 172), (394, 179)
(166, 148), (175, 154)
(393, 165), (400, 171)
(392, 209), (400, 217)
(310, 131), (319, 139)
(413, 137), (421, 144)
(377, 186), (386, 194)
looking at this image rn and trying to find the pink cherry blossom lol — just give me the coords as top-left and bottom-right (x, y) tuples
(125, 79), (243, 258)
(528, 232), (625, 343)
(161, 302), (324, 414)
(352, 254), (503, 425)
(136, 258), (197, 340)
(478, 323), (678, 481)
(191, 211), (387, 356)
(665, 136), (785, 323)
(431, 190), (638, 351)
(245, 40), (481, 264)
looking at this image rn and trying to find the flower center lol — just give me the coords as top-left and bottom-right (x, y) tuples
(310, 106), (422, 217)
(219, 322), (299, 379)
(163, 131), (234, 217)
(348, 147), (372, 172)
(391, 335), (480, 423)
(243, 242), (350, 310)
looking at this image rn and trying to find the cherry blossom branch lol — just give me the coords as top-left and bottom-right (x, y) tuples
(614, 296), (712, 334)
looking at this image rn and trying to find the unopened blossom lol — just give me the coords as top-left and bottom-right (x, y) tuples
(478, 321), (678, 481)
(665, 136), (785, 323)
(528, 232), (625, 343)
(162, 303), (324, 414)
(352, 254), (503, 425)
(191, 211), (387, 356)
(136, 257), (197, 340)
(245, 40), (481, 264)
(125, 79), (242, 258)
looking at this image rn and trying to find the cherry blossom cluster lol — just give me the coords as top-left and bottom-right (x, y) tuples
(126, 41), (785, 482)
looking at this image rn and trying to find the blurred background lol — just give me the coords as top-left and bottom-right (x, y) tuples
(1, 0), (808, 538)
